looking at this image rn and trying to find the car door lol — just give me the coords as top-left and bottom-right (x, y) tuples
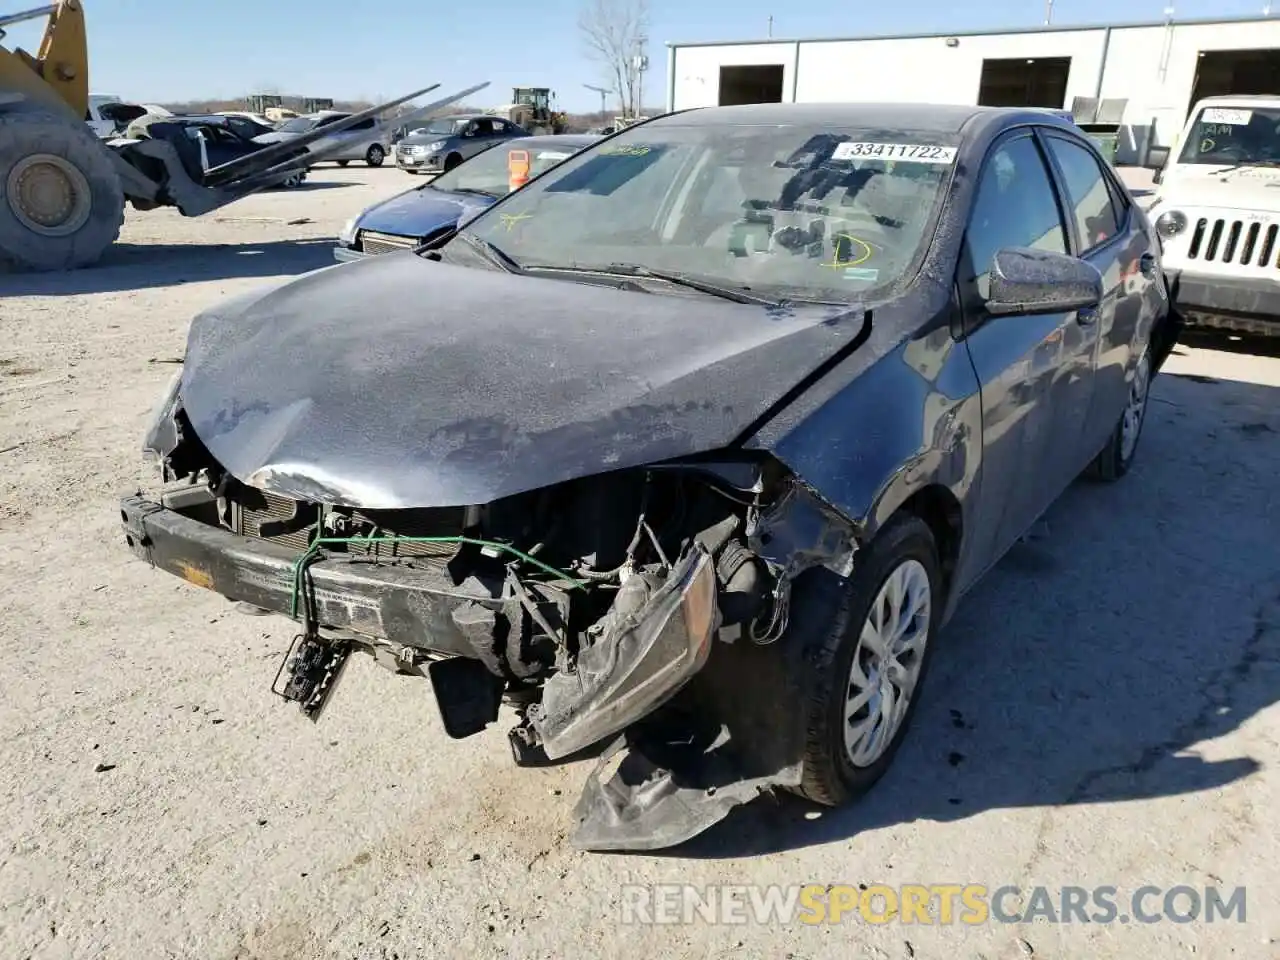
(342, 117), (378, 157)
(310, 114), (350, 157)
(1039, 131), (1153, 463)
(956, 130), (1098, 573)
(460, 118), (497, 159)
(203, 125), (251, 168)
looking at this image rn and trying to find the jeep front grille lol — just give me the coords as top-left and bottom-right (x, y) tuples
(1186, 217), (1280, 267)
(358, 230), (418, 256)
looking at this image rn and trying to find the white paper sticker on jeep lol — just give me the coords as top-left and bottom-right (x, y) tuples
(1202, 108), (1253, 126)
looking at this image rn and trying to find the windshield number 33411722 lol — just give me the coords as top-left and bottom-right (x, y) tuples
(832, 142), (958, 164)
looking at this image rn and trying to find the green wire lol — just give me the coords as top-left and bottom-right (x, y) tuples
(288, 535), (588, 620)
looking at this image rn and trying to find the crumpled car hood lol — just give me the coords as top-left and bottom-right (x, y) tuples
(358, 187), (492, 237)
(179, 254), (867, 509)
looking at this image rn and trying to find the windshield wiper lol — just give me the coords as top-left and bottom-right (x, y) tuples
(448, 186), (501, 199)
(458, 232), (523, 273)
(520, 262), (780, 306)
(1215, 158), (1280, 174)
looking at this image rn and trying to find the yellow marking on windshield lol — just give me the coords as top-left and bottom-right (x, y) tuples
(819, 234), (874, 270)
(1200, 137), (1216, 152)
(499, 212), (533, 231)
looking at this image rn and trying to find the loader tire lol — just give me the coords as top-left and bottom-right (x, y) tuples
(0, 111), (125, 272)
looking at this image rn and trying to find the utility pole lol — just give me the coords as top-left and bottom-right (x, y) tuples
(768, 15), (774, 37)
(1044, 0), (1053, 25)
(632, 34), (649, 118)
(584, 83), (611, 119)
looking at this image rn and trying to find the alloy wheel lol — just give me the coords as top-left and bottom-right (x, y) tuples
(844, 558), (933, 768)
(1120, 350), (1151, 463)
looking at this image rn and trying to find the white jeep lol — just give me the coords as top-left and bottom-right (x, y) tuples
(1146, 95), (1280, 337)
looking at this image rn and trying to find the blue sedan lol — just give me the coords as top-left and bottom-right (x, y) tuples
(334, 134), (600, 261)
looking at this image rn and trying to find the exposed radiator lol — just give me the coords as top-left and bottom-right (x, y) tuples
(233, 490), (316, 552)
(231, 490), (465, 560)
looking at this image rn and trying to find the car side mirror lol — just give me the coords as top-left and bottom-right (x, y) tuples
(985, 247), (1103, 317)
(1146, 145), (1170, 184)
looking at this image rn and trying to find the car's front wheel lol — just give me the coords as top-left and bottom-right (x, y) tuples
(366, 144), (386, 167)
(792, 513), (942, 807)
(443, 152), (462, 172)
(1086, 346), (1152, 482)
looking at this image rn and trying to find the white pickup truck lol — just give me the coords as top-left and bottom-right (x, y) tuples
(1146, 94), (1280, 337)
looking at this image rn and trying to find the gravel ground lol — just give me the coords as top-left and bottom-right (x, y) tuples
(2, 166), (1278, 960)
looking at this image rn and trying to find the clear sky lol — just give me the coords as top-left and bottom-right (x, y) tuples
(3, 0), (1272, 113)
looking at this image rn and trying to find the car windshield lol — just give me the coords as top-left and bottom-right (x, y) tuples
(460, 122), (957, 299)
(1178, 105), (1280, 166)
(417, 118), (469, 136)
(430, 140), (582, 198)
(278, 116), (319, 133)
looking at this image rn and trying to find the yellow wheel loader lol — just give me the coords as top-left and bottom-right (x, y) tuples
(0, 2), (487, 272)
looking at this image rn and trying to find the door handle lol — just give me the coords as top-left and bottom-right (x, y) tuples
(1077, 306), (1098, 326)
(1139, 252), (1157, 278)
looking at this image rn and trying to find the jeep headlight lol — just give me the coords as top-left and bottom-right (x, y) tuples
(338, 216), (359, 246)
(1155, 210), (1187, 238)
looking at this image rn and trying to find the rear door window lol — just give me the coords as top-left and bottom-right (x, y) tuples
(1043, 135), (1120, 252)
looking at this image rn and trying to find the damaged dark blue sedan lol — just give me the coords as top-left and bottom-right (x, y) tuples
(122, 103), (1177, 852)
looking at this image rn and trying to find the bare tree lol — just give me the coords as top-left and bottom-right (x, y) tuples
(578, 0), (649, 118)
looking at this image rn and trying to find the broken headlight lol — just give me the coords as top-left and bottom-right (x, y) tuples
(532, 545), (721, 760)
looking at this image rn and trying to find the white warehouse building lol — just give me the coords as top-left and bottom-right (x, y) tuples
(664, 14), (1280, 165)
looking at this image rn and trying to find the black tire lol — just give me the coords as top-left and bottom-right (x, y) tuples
(337, 160), (350, 168)
(443, 152), (463, 172)
(365, 144), (385, 168)
(792, 513), (943, 807)
(0, 110), (125, 272)
(1085, 345), (1152, 482)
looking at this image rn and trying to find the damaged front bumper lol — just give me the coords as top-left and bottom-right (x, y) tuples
(120, 460), (857, 852)
(120, 491), (501, 660)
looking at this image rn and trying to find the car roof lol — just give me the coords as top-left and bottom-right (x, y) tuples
(651, 101), (1008, 134)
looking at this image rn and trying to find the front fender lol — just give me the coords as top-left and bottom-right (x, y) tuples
(755, 327), (982, 544)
